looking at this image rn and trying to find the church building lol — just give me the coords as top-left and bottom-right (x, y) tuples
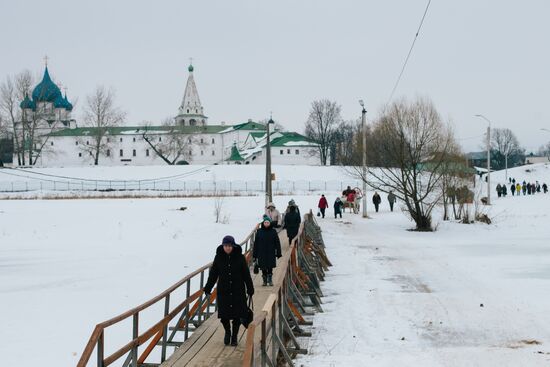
(13, 63), (321, 167)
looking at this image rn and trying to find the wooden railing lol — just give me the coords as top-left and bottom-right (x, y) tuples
(77, 226), (258, 367)
(242, 212), (331, 367)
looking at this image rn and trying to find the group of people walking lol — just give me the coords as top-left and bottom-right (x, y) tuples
(203, 199), (301, 347)
(497, 178), (548, 198)
(317, 187), (398, 218)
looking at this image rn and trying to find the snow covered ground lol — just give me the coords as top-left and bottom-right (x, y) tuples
(297, 164), (550, 366)
(1, 163), (549, 366)
(0, 193), (325, 367)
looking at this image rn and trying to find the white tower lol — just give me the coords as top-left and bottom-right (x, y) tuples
(175, 62), (208, 126)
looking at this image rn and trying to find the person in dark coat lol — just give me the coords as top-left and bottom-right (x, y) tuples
(253, 215), (282, 286)
(502, 184), (507, 197)
(204, 235), (254, 346)
(318, 194), (329, 218)
(283, 205), (301, 244)
(285, 199), (301, 218)
(496, 183), (502, 198)
(510, 183), (516, 196)
(543, 183), (548, 193)
(387, 191), (397, 212)
(372, 192), (382, 212)
(334, 197), (344, 218)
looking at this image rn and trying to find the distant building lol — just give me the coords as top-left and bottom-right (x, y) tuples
(466, 151), (487, 168)
(13, 63), (322, 167)
(525, 154), (549, 164)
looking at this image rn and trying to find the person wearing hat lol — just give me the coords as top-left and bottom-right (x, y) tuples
(265, 202), (282, 228)
(285, 199), (301, 218)
(204, 235), (254, 346)
(253, 215), (282, 286)
(283, 204), (301, 244)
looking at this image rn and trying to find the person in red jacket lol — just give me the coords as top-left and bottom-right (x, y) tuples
(318, 194), (329, 218)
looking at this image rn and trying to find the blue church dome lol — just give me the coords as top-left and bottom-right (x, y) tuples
(53, 92), (73, 111)
(20, 93), (36, 110)
(32, 67), (62, 103)
(63, 93), (73, 111)
(54, 94), (66, 108)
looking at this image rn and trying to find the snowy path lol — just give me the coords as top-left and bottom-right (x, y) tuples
(297, 193), (550, 366)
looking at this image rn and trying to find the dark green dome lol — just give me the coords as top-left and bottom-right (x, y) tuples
(20, 93), (36, 110)
(63, 93), (73, 111)
(188, 64), (194, 72)
(32, 67), (62, 103)
(53, 92), (73, 111)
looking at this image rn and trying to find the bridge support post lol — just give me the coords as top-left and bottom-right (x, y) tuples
(161, 294), (170, 362)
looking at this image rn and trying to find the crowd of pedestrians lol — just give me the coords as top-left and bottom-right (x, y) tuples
(317, 187), (399, 218)
(496, 177), (548, 198)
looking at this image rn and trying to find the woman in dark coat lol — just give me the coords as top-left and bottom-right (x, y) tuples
(283, 205), (301, 244)
(372, 192), (382, 212)
(204, 235), (254, 346)
(253, 215), (282, 286)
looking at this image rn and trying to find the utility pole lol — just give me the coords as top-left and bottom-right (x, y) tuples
(359, 100), (367, 218)
(265, 117), (274, 207)
(487, 124), (491, 205)
(505, 153), (508, 182)
(475, 114), (492, 205)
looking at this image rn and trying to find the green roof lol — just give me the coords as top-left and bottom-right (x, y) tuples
(231, 121), (266, 131)
(227, 144), (244, 161)
(269, 132), (318, 147)
(47, 125), (228, 137)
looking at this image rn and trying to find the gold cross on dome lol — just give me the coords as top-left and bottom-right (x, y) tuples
(189, 57), (193, 66)
(44, 55), (49, 67)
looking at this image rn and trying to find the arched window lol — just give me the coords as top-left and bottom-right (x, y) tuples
(190, 119), (196, 126)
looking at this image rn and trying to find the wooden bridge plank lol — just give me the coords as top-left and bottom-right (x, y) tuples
(160, 233), (290, 367)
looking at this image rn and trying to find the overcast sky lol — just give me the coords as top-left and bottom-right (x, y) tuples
(1, 0), (549, 152)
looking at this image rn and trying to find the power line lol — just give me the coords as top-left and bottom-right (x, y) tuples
(386, 0), (433, 105)
(3, 160), (225, 184)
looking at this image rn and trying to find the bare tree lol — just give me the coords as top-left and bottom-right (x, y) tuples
(141, 117), (199, 165)
(0, 71), (34, 165)
(304, 99), (342, 165)
(332, 118), (362, 165)
(0, 115), (9, 166)
(538, 141), (550, 160)
(489, 128), (524, 169)
(351, 97), (459, 231)
(80, 86), (125, 165)
(439, 152), (474, 221)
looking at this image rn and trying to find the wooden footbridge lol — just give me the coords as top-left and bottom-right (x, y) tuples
(76, 212), (331, 367)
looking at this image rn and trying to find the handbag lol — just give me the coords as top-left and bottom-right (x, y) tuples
(240, 296), (254, 329)
(317, 209), (321, 217)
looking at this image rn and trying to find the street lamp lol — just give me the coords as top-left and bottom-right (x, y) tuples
(265, 117), (275, 207)
(359, 100), (367, 218)
(475, 114), (491, 205)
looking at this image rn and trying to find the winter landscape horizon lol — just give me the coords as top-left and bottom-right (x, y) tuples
(1, 163), (550, 366)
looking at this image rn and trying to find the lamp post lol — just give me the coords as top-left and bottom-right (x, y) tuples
(265, 117), (274, 207)
(475, 114), (492, 205)
(542, 129), (550, 163)
(359, 100), (367, 218)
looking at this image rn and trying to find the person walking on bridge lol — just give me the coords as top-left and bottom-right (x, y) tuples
(204, 235), (254, 346)
(265, 202), (282, 228)
(283, 204), (301, 244)
(253, 215), (282, 286)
